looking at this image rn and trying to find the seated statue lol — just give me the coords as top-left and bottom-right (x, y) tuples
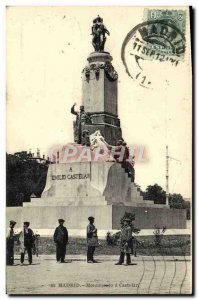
(82, 130), (91, 147)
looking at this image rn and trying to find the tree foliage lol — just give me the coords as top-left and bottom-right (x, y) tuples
(144, 184), (166, 204)
(169, 193), (186, 209)
(143, 183), (191, 219)
(6, 153), (49, 206)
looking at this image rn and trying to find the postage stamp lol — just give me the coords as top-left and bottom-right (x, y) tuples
(144, 9), (186, 58)
(121, 9), (186, 88)
(145, 9), (186, 35)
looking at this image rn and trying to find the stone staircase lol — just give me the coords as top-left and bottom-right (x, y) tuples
(120, 161), (135, 182)
(128, 182), (167, 208)
(23, 161), (168, 209)
(118, 163), (168, 208)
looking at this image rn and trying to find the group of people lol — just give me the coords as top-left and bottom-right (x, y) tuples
(6, 216), (135, 266)
(6, 221), (34, 266)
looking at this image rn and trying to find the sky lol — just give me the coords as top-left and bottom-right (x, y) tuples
(6, 6), (192, 198)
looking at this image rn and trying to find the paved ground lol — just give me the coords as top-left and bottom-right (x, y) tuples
(6, 255), (192, 295)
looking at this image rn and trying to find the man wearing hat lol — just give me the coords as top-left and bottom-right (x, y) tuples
(6, 220), (17, 265)
(87, 216), (98, 263)
(19, 222), (34, 265)
(115, 218), (133, 265)
(54, 219), (68, 263)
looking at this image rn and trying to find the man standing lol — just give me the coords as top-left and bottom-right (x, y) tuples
(19, 222), (34, 265)
(115, 218), (132, 266)
(54, 219), (68, 263)
(71, 103), (91, 144)
(6, 220), (17, 266)
(87, 216), (98, 263)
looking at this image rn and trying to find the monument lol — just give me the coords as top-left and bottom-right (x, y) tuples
(7, 16), (186, 230)
(72, 16), (122, 146)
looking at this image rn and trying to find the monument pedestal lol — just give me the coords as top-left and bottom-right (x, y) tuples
(8, 160), (186, 230)
(81, 51), (122, 145)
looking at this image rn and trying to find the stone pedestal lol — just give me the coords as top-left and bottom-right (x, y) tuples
(24, 161), (145, 207)
(81, 52), (122, 145)
(82, 52), (117, 115)
(10, 160), (186, 230)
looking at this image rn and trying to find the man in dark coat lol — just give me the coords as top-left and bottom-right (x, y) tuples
(87, 216), (98, 263)
(6, 220), (17, 265)
(19, 222), (34, 265)
(115, 218), (133, 266)
(54, 219), (68, 263)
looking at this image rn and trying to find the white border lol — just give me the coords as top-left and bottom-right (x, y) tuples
(0, 1), (196, 299)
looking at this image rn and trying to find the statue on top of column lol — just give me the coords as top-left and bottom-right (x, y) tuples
(91, 15), (110, 52)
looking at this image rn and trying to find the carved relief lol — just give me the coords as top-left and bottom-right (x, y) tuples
(82, 62), (118, 81)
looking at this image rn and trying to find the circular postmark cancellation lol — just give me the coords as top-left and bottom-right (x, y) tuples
(121, 13), (186, 89)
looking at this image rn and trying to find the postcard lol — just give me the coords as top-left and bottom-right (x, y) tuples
(6, 6), (192, 295)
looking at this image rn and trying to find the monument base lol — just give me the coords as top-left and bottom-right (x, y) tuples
(6, 161), (187, 230)
(6, 205), (186, 230)
(81, 51), (122, 145)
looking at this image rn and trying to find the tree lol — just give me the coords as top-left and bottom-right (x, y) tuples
(169, 193), (186, 209)
(169, 194), (191, 219)
(185, 201), (191, 220)
(143, 184), (190, 218)
(6, 152), (49, 206)
(144, 184), (166, 205)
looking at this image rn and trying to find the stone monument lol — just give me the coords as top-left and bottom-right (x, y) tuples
(72, 15), (122, 146)
(7, 16), (186, 231)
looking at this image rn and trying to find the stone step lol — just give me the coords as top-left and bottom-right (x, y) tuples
(24, 196), (107, 207)
(23, 201), (108, 207)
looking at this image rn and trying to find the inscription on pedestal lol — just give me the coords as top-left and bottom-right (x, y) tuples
(52, 174), (90, 180)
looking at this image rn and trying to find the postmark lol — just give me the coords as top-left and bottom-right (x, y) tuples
(121, 9), (186, 89)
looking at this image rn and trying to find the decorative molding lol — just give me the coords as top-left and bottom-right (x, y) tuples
(82, 62), (118, 81)
(86, 111), (119, 118)
(104, 62), (118, 81)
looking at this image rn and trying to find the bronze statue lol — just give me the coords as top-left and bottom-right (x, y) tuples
(71, 103), (92, 144)
(82, 130), (91, 146)
(91, 15), (110, 52)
